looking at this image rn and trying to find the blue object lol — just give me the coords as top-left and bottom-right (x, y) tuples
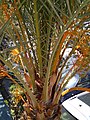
(0, 93), (13, 120)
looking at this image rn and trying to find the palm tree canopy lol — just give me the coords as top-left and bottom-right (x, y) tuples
(0, 0), (90, 119)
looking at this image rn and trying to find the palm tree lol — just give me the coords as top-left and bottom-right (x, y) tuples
(0, 0), (90, 119)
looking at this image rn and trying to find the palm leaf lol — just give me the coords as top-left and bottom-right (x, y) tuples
(0, 0), (90, 119)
